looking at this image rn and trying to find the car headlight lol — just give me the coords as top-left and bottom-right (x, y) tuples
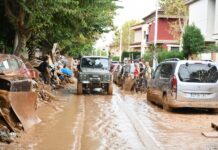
(79, 74), (87, 80)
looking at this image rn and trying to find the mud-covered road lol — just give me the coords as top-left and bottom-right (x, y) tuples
(1, 85), (218, 150)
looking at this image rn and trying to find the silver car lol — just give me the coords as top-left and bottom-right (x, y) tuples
(147, 59), (218, 111)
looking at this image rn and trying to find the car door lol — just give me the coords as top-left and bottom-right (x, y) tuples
(158, 63), (174, 103)
(148, 65), (162, 103)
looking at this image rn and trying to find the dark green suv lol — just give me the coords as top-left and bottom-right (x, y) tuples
(77, 56), (113, 95)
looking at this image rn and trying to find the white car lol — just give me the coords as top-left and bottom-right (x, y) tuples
(147, 59), (218, 111)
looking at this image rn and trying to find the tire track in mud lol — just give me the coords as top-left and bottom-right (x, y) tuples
(115, 93), (162, 150)
(85, 95), (145, 150)
(71, 96), (85, 150)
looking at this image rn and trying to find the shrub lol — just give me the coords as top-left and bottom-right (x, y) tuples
(183, 24), (205, 58)
(158, 51), (185, 62)
(121, 51), (141, 61)
(112, 56), (119, 61)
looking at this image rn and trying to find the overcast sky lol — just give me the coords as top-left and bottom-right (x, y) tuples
(95, 0), (156, 49)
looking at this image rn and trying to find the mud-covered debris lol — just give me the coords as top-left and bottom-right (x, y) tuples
(122, 76), (134, 91)
(0, 125), (16, 143)
(211, 122), (218, 131)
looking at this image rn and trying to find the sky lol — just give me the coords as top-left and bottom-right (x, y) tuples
(95, 0), (156, 49)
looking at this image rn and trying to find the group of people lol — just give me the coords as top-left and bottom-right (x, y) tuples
(37, 55), (73, 86)
(121, 59), (152, 92)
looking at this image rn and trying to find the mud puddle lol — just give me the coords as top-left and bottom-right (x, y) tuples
(120, 91), (218, 150)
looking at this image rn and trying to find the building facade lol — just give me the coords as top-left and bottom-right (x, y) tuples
(143, 10), (180, 51)
(186, 0), (218, 44)
(130, 23), (147, 58)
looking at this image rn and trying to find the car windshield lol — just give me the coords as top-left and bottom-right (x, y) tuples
(81, 57), (109, 69)
(0, 59), (21, 74)
(178, 64), (218, 83)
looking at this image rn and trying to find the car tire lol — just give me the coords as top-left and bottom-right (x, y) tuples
(108, 83), (113, 95)
(162, 96), (172, 112)
(77, 82), (83, 95)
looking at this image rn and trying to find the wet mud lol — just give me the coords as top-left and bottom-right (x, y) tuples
(1, 85), (218, 150)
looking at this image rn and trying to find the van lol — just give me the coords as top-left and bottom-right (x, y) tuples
(147, 59), (218, 111)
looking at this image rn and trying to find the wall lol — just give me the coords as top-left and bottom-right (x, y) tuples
(207, 0), (215, 41)
(133, 29), (142, 43)
(147, 18), (178, 43)
(189, 0), (208, 39)
(213, 0), (218, 42)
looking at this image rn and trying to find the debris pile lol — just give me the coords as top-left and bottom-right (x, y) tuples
(0, 47), (75, 143)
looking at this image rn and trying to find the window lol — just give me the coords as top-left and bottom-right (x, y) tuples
(170, 47), (179, 51)
(159, 64), (173, 79)
(81, 57), (109, 69)
(153, 65), (161, 79)
(8, 59), (20, 71)
(178, 64), (218, 83)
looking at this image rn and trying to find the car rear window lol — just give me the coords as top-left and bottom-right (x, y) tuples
(178, 64), (218, 83)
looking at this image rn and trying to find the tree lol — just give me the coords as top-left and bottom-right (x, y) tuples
(112, 20), (139, 51)
(160, 0), (188, 50)
(1, 0), (118, 56)
(183, 24), (204, 58)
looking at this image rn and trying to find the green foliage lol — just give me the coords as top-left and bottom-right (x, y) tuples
(1, 0), (118, 55)
(204, 44), (218, 52)
(160, 0), (187, 16)
(0, 2), (15, 53)
(144, 51), (185, 63)
(158, 51), (184, 62)
(112, 20), (139, 51)
(121, 51), (141, 61)
(112, 56), (119, 61)
(183, 24), (205, 58)
(144, 52), (153, 64)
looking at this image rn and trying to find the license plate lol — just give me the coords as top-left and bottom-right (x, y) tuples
(92, 75), (99, 78)
(190, 93), (208, 98)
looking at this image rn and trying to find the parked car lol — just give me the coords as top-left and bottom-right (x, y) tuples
(147, 59), (218, 111)
(0, 54), (40, 131)
(112, 64), (122, 86)
(77, 56), (113, 95)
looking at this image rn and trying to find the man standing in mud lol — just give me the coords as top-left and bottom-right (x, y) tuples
(38, 56), (51, 84)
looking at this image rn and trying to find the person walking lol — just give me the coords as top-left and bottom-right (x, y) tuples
(145, 61), (152, 80)
(133, 63), (140, 92)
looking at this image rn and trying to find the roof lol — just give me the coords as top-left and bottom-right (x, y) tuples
(143, 9), (182, 23)
(130, 22), (145, 30)
(185, 0), (199, 5)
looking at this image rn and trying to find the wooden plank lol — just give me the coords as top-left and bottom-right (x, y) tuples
(202, 132), (218, 138)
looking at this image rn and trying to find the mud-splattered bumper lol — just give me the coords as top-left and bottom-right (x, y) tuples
(167, 97), (218, 108)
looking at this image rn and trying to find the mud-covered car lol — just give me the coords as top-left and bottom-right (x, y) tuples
(77, 56), (113, 95)
(147, 59), (218, 111)
(0, 54), (40, 132)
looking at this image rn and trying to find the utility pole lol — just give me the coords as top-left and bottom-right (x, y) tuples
(153, 0), (159, 70)
(119, 28), (123, 62)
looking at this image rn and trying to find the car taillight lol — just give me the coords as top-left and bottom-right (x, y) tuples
(171, 75), (177, 91)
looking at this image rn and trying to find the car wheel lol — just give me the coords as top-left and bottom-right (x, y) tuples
(108, 83), (113, 95)
(162, 96), (172, 112)
(77, 82), (83, 95)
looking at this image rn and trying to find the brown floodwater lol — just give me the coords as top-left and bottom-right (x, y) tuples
(1, 85), (218, 150)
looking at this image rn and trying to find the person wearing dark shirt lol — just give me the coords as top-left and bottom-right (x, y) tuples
(38, 56), (50, 84)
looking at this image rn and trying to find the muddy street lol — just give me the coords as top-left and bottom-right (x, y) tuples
(1, 85), (218, 150)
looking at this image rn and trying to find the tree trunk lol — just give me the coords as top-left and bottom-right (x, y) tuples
(13, 32), (19, 53)
(13, 33), (27, 56)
